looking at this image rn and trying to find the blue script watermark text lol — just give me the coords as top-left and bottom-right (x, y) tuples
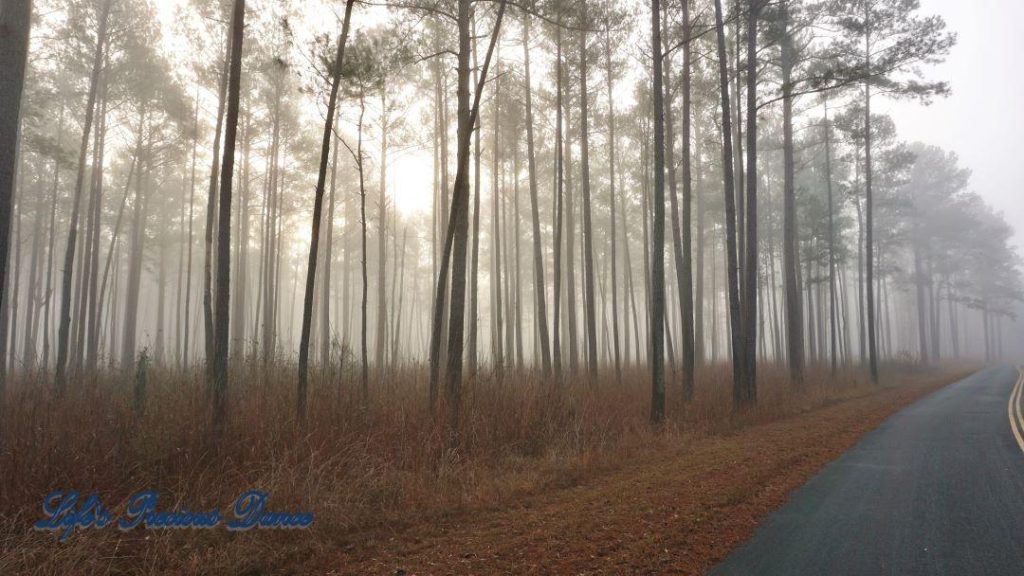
(34, 489), (313, 541)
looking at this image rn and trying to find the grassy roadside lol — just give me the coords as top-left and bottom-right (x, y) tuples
(0, 363), (974, 574)
(317, 366), (974, 575)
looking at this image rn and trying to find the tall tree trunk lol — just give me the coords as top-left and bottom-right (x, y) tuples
(155, 243), (167, 363)
(863, 7), (879, 383)
(262, 86), (281, 364)
(357, 96), (369, 398)
(780, 1), (803, 385)
(565, 61), (579, 375)
(0, 0), (31, 383)
(96, 135), (139, 370)
(23, 171), (45, 370)
(650, 0), (668, 423)
(429, 0), (506, 435)
(679, 0), (696, 398)
(823, 99), (838, 375)
(521, 16), (552, 377)
(391, 228), (407, 363)
(231, 111), (251, 358)
(321, 133), (338, 371)
(550, 17), (564, 379)
(42, 109), (64, 371)
(54, 0), (110, 391)
(178, 96), (200, 369)
(7, 181), (20, 373)
(713, 0), (744, 395)
(578, 2), (598, 380)
(693, 108), (706, 365)
(83, 73), (109, 371)
(375, 93), (388, 373)
(491, 45), (504, 375)
(604, 24), (621, 382)
(467, 26), (482, 376)
(0, 0), (31, 387)
(122, 132), (149, 372)
(204, 21), (232, 376)
(740, 0), (759, 406)
(211, 0), (245, 432)
(297, 0), (355, 419)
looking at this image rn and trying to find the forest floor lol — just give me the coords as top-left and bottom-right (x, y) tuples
(0, 364), (973, 575)
(312, 368), (970, 575)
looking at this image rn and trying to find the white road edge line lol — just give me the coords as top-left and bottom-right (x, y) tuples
(1009, 367), (1024, 455)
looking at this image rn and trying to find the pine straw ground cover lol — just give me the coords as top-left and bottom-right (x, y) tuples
(0, 361), (974, 574)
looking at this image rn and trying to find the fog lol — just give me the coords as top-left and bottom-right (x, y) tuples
(2, 0), (1022, 392)
(883, 0), (1024, 253)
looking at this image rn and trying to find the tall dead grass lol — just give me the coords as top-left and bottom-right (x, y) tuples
(0, 360), (958, 574)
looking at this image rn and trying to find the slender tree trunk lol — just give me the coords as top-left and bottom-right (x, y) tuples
(297, 0), (355, 418)
(23, 173), (45, 370)
(391, 228), (407, 364)
(181, 96), (198, 369)
(231, 111), (251, 358)
(54, 0), (110, 391)
(41, 109), (64, 371)
(521, 16), (552, 377)
(97, 132), (139, 369)
(356, 97), (369, 398)
(740, 0), (759, 405)
(863, 11), (879, 383)
(603, 24), (621, 382)
(375, 92), (389, 373)
(7, 181), (20, 373)
(0, 0), (31, 387)
(204, 22), (232, 376)
(650, 0), (668, 423)
(780, 1), (803, 385)
(211, 0), (245, 432)
(428, 0), (506, 436)
(83, 74), (108, 371)
(823, 100), (838, 375)
(679, 0), (696, 398)
(122, 132), (149, 372)
(262, 86), (281, 364)
(578, 2), (598, 379)
(694, 109), (706, 365)
(467, 26), (482, 376)
(565, 66), (579, 375)
(321, 133), (338, 371)
(155, 243), (167, 363)
(713, 0), (744, 395)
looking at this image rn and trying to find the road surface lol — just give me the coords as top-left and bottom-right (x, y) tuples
(710, 365), (1024, 575)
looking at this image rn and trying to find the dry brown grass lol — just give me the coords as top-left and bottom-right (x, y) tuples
(0, 360), (971, 575)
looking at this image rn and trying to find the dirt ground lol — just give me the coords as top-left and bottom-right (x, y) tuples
(311, 375), (958, 575)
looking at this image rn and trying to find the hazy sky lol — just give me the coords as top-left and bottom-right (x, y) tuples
(881, 0), (1024, 253)
(148, 0), (1024, 239)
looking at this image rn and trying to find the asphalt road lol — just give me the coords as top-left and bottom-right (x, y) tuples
(710, 365), (1024, 576)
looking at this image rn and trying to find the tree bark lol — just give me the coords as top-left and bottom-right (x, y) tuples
(713, 0), (744, 396)
(823, 99), (838, 375)
(296, 0), (355, 419)
(204, 20), (232, 376)
(578, 1), (598, 380)
(211, 0), (246, 432)
(863, 6), (879, 383)
(780, 0), (803, 385)
(429, 0), (506, 436)
(739, 0), (759, 406)
(54, 0), (111, 391)
(650, 0), (667, 423)
(604, 23), (621, 382)
(679, 0), (696, 398)
(522, 16), (552, 377)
